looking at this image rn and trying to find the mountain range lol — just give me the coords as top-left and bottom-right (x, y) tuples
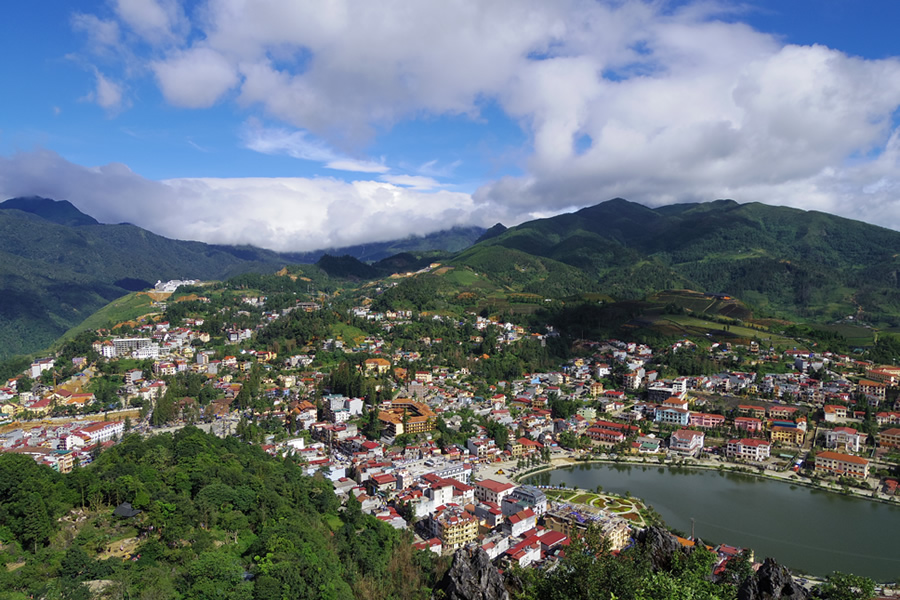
(0, 197), (483, 358)
(447, 198), (900, 323)
(5, 194), (900, 360)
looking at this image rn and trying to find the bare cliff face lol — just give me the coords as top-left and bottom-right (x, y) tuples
(738, 558), (810, 600)
(437, 548), (509, 600)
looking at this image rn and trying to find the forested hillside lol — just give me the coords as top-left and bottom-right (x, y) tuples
(0, 427), (444, 600)
(452, 198), (900, 324)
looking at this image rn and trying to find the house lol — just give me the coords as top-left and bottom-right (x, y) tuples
(586, 426), (625, 445)
(669, 429), (704, 456)
(726, 438), (771, 461)
(738, 405), (767, 419)
(823, 405), (848, 422)
(378, 399), (435, 437)
(505, 535), (542, 567)
(770, 425), (804, 446)
(413, 538), (443, 556)
(858, 380), (886, 403)
(815, 451), (869, 479)
(767, 405), (799, 420)
(473, 501), (504, 528)
(661, 396), (689, 411)
(824, 427), (863, 453)
(75, 421), (124, 445)
(504, 507), (537, 537)
(734, 416), (763, 433)
(865, 366), (900, 385)
(30, 358), (55, 379)
(655, 406), (690, 426)
(877, 428), (900, 450)
(474, 479), (516, 504)
(690, 412), (726, 429)
(623, 369), (645, 390)
(429, 504), (478, 551)
(507, 485), (548, 517)
(368, 473), (398, 496)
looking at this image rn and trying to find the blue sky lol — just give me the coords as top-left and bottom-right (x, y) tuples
(2, 0), (900, 251)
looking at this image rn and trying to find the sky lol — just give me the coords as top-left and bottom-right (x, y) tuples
(3, 0), (900, 252)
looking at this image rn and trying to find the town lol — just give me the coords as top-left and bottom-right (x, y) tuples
(2, 276), (899, 585)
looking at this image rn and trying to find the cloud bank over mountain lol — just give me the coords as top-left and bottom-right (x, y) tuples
(4, 1), (900, 250)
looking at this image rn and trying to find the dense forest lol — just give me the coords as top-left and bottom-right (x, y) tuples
(0, 428), (443, 600)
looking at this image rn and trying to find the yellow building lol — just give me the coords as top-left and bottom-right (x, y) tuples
(431, 505), (478, 551)
(770, 426), (804, 446)
(507, 439), (524, 458)
(378, 399), (435, 437)
(364, 358), (391, 375)
(877, 428), (900, 450)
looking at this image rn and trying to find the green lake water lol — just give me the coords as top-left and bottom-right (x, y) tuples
(526, 463), (900, 581)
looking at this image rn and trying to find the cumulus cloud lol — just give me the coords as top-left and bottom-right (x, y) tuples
(0, 150), (485, 252)
(152, 47), (239, 108)
(112, 0), (186, 45)
(84, 69), (126, 111)
(63, 0), (900, 236)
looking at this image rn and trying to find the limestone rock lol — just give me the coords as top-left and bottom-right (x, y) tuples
(436, 547), (509, 600)
(738, 558), (810, 600)
(636, 525), (687, 572)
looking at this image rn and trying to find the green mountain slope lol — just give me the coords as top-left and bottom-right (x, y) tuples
(0, 197), (486, 358)
(455, 198), (900, 323)
(0, 206), (288, 358)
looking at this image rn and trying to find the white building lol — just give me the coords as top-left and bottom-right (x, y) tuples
(474, 479), (516, 504)
(825, 427), (863, 453)
(726, 438), (771, 461)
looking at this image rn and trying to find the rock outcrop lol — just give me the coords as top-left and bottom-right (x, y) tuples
(436, 547), (509, 600)
(635, 525), (688, 572)
(738, 558), (810, 600)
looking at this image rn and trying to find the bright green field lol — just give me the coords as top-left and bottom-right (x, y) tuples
(55, 292), (160, 346)
(657, 315), (802, 347)
(331, 322), (368, 345)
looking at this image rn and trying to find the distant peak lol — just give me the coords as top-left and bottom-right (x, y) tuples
(0, 196), (99, 226)
(475, 223), (508, 244)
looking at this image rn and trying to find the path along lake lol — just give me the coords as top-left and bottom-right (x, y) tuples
(526, 463), (900, 581)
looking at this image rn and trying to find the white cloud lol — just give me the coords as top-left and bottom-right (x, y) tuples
(152, 47), (239, 108)
(112, 0), (186, 45)
(71, 13), (120, 50)
(0, 150), (483, 252)
(63, 0), (900, 236)
(380, 174), (441, 190)
(84, 70), (125, 111)
(325, 160), (389, 174)
(241, 122), (389, 173)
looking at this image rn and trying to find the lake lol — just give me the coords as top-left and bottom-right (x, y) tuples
(526, 463), (900, 581)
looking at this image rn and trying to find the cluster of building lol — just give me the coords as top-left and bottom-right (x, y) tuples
(6, 282), (900, 576)
(0, 419), (124, 472)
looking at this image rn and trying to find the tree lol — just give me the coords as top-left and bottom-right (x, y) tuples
(485, 420), (509, 450)
(20, 492), (53, 552)
(818, 572), (876, 600)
